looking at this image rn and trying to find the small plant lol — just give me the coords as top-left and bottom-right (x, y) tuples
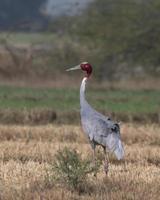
(52, 147), (100, 192)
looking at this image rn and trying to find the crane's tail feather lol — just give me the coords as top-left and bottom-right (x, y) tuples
(106, 134), (124, 160)
(114, 140), (124, 160)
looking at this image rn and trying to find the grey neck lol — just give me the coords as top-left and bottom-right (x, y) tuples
(80, 77), (88, 106)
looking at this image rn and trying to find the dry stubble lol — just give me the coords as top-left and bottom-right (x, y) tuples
(0, 123), (159, 199)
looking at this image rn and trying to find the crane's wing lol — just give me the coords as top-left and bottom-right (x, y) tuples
(92, 117), (124, 160)
(81, 106), (124, 160)
(93, 117), (117, 137)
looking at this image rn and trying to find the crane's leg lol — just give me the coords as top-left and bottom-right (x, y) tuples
(103, 147), (109, 175)
(90, 142), (96, 176)
(93, 147), (96, 166)
(90, 141), (96, 164)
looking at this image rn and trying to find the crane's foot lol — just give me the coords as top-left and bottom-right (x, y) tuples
(104, 160), (109, 175)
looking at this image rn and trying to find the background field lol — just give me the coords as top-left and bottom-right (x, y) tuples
(0, 85), (159, 125)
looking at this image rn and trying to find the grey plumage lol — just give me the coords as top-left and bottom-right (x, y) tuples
(80, 77), (124, 160)
(66, 62), (124, 174)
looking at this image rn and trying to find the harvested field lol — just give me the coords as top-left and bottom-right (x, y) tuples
(0, 123), (159, 199)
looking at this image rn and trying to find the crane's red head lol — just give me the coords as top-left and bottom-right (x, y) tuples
(66, 62), (92, 78)
(80, 62), (92, 77)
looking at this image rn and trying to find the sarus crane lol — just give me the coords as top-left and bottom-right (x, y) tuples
(66, 62), (124, 174)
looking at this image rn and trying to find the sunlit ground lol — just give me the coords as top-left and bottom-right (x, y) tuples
(0, 123), (159, 199)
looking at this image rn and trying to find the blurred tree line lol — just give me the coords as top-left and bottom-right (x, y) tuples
(50, 0), (160, 80)
(0, 0), (45, 30)
(0, 0), (160, 80)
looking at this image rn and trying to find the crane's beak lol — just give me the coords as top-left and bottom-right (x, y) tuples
(66, 65), (81, 71)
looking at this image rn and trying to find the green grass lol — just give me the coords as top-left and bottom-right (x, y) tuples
(88, 89), (160, 114)
(0, 32), (57, 45)
(0, 85), (159, 115)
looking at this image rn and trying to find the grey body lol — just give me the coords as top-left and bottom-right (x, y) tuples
(80, 77), (124, 160)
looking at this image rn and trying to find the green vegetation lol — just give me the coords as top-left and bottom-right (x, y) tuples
(0, 32), (57, 45)
(0, 85), (159, 114)
(51, 147), (99, 192)
(1, 0), (160, 81)
(51, 0), (160, 79)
